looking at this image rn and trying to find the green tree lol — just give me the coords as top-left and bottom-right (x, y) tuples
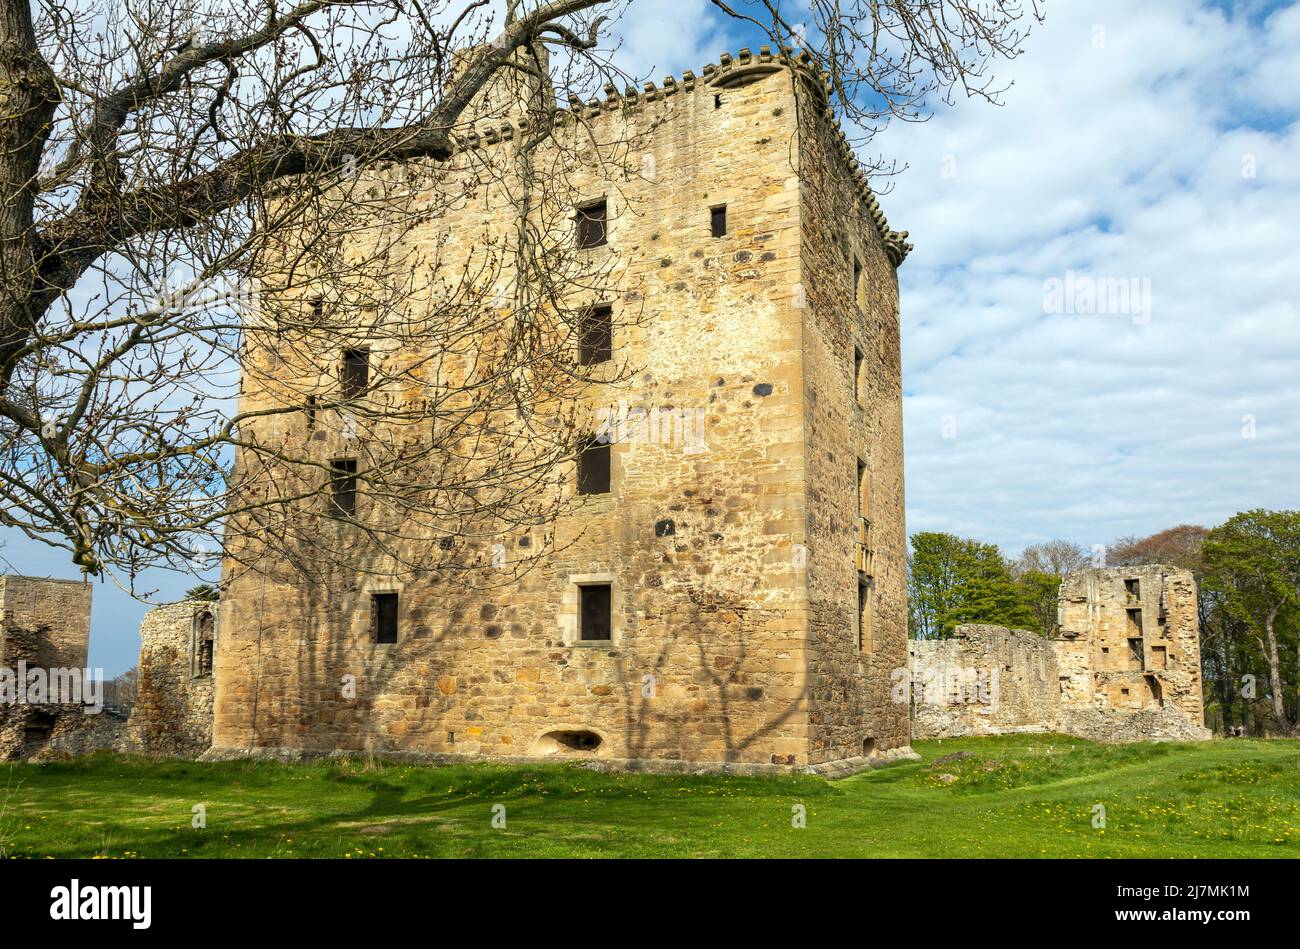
(1202, 510), (1300, 736)
(908, 532), (1034, 638)
(185, 583), (219, 602)
(1017, 570), (1062, 637)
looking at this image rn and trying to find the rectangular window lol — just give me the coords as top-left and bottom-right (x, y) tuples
(310, 296), (324, 322)
(1125, 578), (1140, 599)
(306, 395), (317, 431)
(579, 583), (612, 641)
(857, 460), (870, 518)
(331, 459), (358, 516)
(1151, 645), (1168, 670)
(858, 581), (873, 652)
(853, 346), (864, 403)
(372, 592), (398, 644)
(575, 199), (607, 249)
(579, 304), (613, 365)
(710, 204), (727, 238)
(342, 349), (369, 400)
(577, 436), (611, 495)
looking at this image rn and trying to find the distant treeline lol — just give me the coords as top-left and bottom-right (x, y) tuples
(906, 511), (1300, 737)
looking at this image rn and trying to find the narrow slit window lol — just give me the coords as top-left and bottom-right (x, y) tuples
(577, 436), (611, 495)
(575, 199), (607, 249)
(306, 395), (317, 431)
(853, 346), (864, 403)
(710, 205), (727, 238)
(341, 349), (369, 400)
(857, 460), (870, 519)
(853, 257), (863, 308)
(192, 611), (215, 678)
(579, 583), (612, 641)
(858, 581), (873, 652)
(310, 296), (324, 321)
(372, 592), (399, 644)
(579, 304), (613, 365)
(331, 458), (358, 516)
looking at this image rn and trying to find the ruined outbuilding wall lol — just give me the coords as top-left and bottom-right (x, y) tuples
(0, 575), (122, 759)
(0, 575), (91, 670)
(1057, 564), (1204, 727)
(910, 566), (1210, 743)
(128, 601), (215, 757)
(909, 625), (1058, 738)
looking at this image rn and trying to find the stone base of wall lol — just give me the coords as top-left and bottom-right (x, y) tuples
(1058, 705), (1212, 743)
(203, 743), (920, 779)
(0, 705), (130, 761)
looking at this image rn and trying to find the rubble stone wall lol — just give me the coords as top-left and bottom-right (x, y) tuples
(910, 566), (1211, 743)
(0, 575), (91, 670)
(128, 601), (216, 757)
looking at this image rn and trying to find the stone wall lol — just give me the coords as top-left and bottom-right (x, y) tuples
(212, 49), (913, 774)
(128, 601), (216, 757)
(0, 575), (91, 670)
(910, 566), (1211, 743)
(798, 88), (911, 762)
(0, 575), (121, 759)
(910, 625), (1058, 738)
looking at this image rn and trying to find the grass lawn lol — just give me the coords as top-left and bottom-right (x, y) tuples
(2, 735), (1297, 858)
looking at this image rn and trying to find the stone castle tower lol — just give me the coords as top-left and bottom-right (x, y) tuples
(213, 48), (914, 773)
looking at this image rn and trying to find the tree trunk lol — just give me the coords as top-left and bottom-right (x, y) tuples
(0, 0), (57, 377)
(1262, 606), (1291, 735)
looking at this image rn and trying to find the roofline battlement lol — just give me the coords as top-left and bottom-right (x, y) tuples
(451, 45), (911, 266)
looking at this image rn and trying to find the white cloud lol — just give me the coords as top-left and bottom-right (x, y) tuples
(879, 0), (1300, 555)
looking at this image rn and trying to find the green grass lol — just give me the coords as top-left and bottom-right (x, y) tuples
(2, 736), (1298, 858)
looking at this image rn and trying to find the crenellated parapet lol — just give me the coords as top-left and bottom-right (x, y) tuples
(450, 45), (911, 266)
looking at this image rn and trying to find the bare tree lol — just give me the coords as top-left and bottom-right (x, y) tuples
(0, 0), (1040, 591)
(110, 665), (138, 706)
(1015, 538), (1089, 577)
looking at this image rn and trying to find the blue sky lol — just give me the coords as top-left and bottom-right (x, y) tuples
(5, 0), (1298, 675)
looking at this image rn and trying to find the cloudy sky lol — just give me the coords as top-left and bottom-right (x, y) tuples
(5, 0), (1297, 675)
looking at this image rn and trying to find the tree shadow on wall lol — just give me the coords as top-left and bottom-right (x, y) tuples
(228, 525), (808, 767)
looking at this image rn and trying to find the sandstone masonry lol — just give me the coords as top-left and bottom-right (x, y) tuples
(127, 600), (216, 756)
(910, 565), (1211, 743)
(213, 49), (916, 774)
(0, 575), (125, 759)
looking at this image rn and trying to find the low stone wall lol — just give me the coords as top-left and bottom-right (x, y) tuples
(128, 601), (215, 757)
(0, 705), (129, 761)
(909, 625), (1058, 738)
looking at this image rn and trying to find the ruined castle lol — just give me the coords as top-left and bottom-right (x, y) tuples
(0, 575), (125, 759)
(208, 48), (915, 774)
(910, 565), (1210, 742)
(5, 54), (1212, 768)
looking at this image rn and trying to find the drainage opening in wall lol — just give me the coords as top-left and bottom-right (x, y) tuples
(862, 737), (877, 757)
(534, 729), (603, 755)
(24, 709), (57, 749)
